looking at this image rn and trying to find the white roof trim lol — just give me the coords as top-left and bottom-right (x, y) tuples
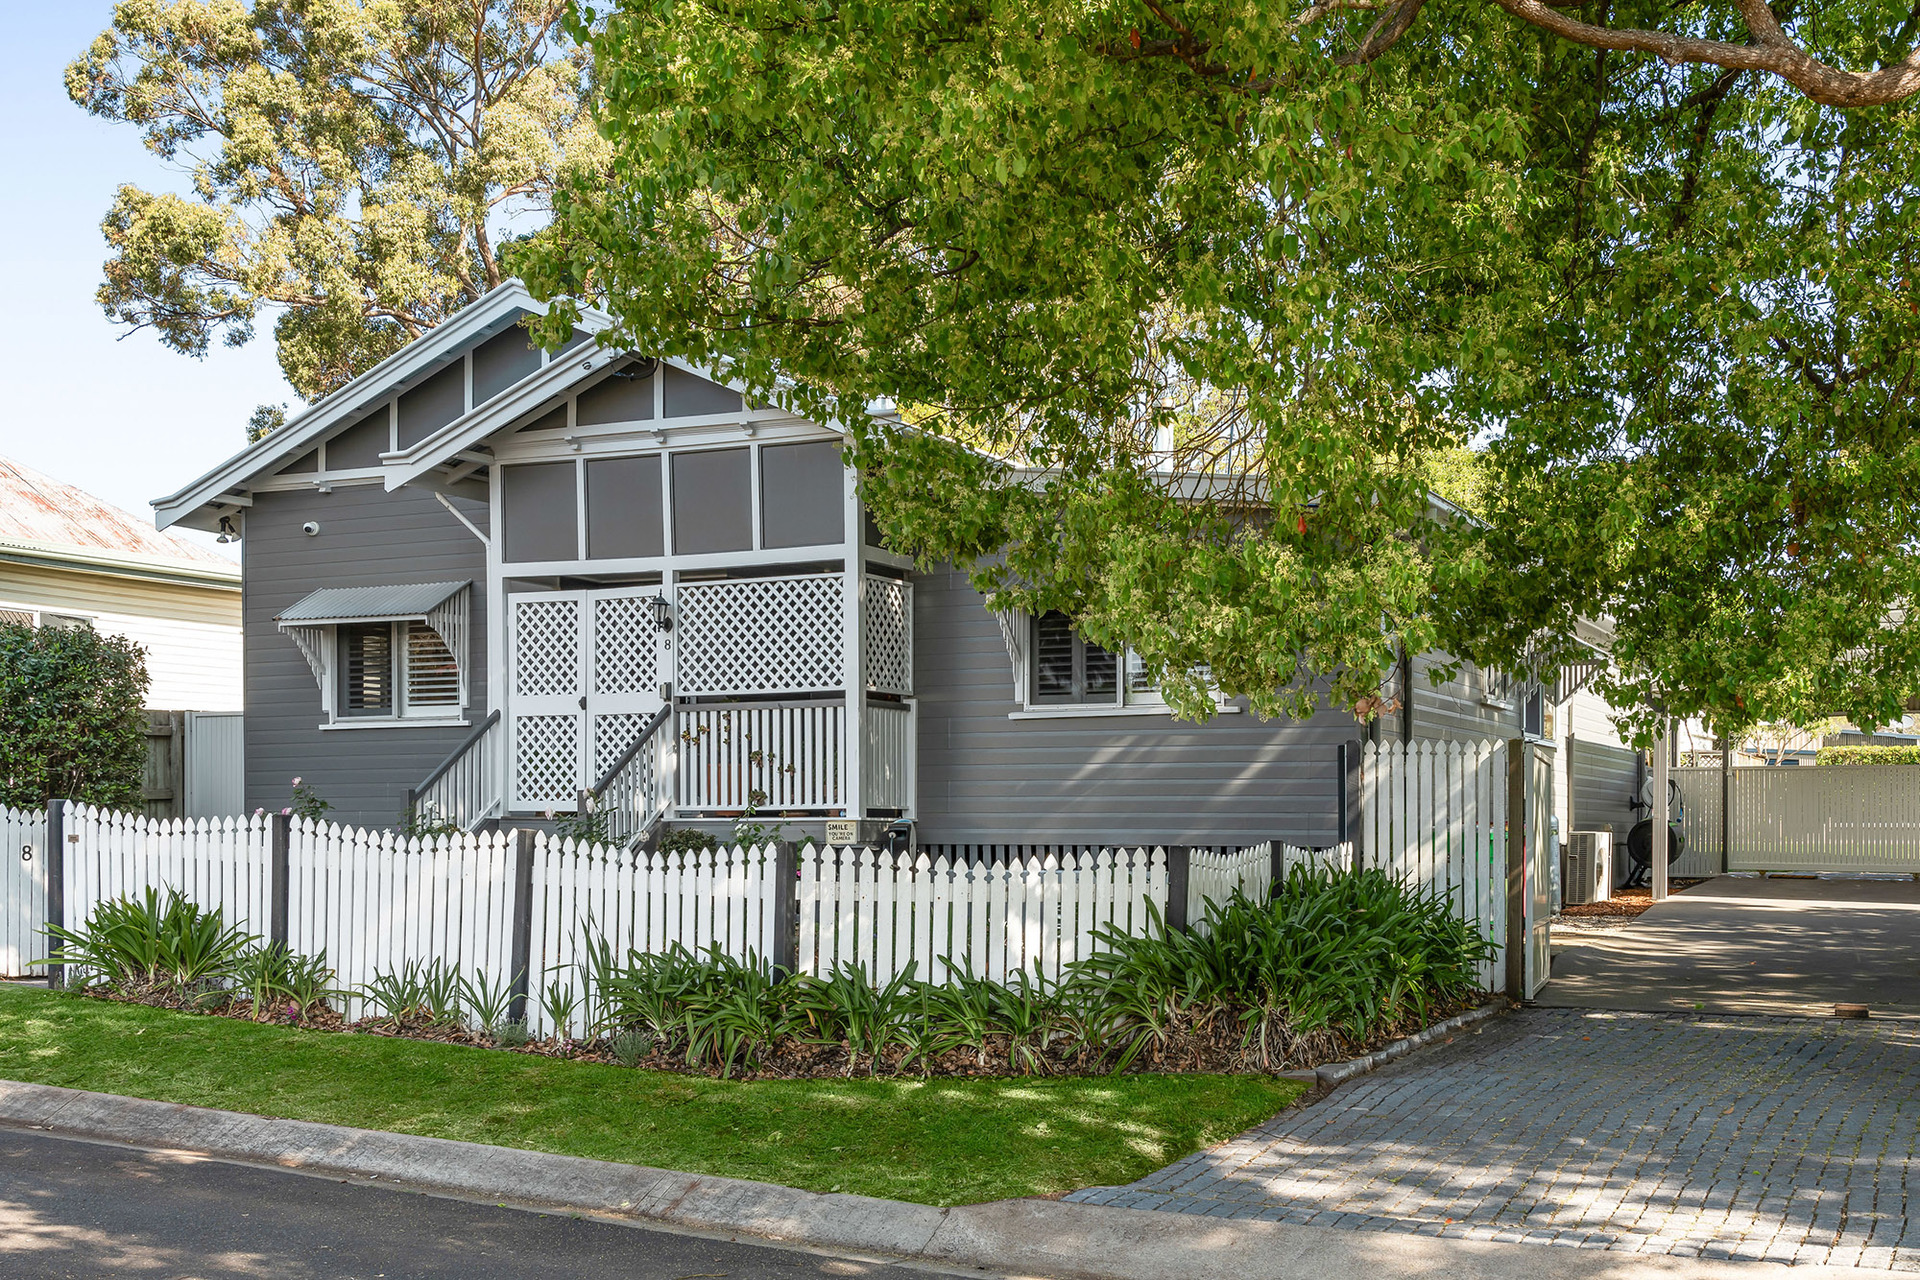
(378, 351), (845, 491)
(150, 281), (603, 530)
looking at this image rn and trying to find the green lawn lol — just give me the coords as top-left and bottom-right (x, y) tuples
(0, 985), (1302, 1206)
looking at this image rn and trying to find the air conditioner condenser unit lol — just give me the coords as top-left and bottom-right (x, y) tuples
(1563, 831), (1614, 904)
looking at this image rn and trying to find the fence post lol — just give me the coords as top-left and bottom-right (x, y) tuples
(269, 812), (291, 948)
(1719, 735), (1732, 873)
(44, 799), (66, 990)
(771, 841), (798, 975)
(1164, 845), (1192, 932)
(1505, 741), (1526, 1001)
(507, 829), (536, 1026)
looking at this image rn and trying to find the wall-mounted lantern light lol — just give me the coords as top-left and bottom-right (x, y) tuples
(651, 593), (673, 632)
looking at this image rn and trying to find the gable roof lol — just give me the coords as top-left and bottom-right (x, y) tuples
(0, 454), (238, 587)
(151, 281), (609, 531)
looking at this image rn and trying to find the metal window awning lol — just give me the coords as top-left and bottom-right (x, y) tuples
(276, 581), (471, 692)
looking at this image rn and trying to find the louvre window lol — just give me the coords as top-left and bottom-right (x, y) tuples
(405, 621), (461, 709)
(338, 623), (395, 716)
(1031, 611), (1128, 705)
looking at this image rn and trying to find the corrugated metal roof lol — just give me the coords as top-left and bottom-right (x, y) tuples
(276, 581), (469, 623)
(0, 454), (235, 569)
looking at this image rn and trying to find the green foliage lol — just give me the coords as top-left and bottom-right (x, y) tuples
(494, 1019), (533, 1048)
(245, 403), (286, 443)
(581, 866), (1488, 1077)
(362, 958), (465, 1028)
(397, 802), (464, 840)
(553, 799), (612, 845)
(41, 888), (255, 1005)
(0, 621), (149, 808)
(69, 0), (603, 401)
(1815, 745), (1920, 765)
(234, 942), (342, 1018)
(287, 777), (331, 822)
(521, 2), (1920, 740)
(655, 827), (720, 855)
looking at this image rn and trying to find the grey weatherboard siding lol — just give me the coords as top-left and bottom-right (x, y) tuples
(242, 483), (489, 827)
(910, 567), (1358, 848)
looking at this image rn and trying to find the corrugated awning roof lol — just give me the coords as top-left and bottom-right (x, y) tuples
(276, 581), (468, 624)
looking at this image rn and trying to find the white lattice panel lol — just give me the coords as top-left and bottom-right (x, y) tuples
(592, 712), (651, 779)
(516, 715), (580, 807)
(593, 595), (656, 694)
(513, 597), (581, 697)
(864, 576), (912, 695)
(676, 574), (845, 695)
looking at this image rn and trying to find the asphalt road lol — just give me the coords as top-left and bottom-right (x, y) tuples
(0, 1129), (961, 1280)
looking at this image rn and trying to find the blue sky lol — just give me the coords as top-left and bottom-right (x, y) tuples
(0, 6), (294, 558)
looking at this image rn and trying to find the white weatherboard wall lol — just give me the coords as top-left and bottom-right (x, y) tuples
(1674, 765), (1920, 873)
(0, 806), (48, 977)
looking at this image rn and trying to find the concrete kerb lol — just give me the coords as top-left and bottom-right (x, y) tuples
(1310, 1000), (1510, 1088)
(0, 1076), (1898, 1280)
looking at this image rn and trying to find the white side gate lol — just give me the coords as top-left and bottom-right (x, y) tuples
(1359, 738), (1554, 998)
(0, 805), (47, 977)
(508, 587), (665, 811)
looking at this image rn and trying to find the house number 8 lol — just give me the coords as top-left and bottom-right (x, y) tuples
(20, 846), (31, 862)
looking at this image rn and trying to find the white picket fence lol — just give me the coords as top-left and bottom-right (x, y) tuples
(525, 838), (785, 1039)
(1359, 739), (1522, 992)
(12, 790), (1517, 1026)
(0, 805), (48, 977)
(290, 820), (519, 1021)
(64, 807), (273, 946)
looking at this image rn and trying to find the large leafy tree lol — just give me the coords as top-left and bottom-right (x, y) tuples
(518, 1), (1920, 739)
(0, 624), (150, 809)
(69, 0), (603, 401)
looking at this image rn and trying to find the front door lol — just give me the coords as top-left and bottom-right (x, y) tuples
(508, 588), (664, 812)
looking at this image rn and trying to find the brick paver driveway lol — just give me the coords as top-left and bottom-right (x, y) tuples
(1067, 1008), (1920, 1268)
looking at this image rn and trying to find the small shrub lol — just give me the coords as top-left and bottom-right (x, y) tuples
(235, 942), (341, 1017)
(397, 802), (463, 839)
(655, 827), (720, 854)
(1815, 744), (1920, 766)
(288, 776), (331, 821)
(552, 800), (612, 845)
(610, 1027), (653, 1066)
(40, 888), (254, 1004)
(494, 1019), (533, 1048)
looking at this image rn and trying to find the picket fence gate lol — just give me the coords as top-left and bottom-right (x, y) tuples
(1358, 738), (1554, 996)
(0, 805), (48, 977)
(11, 796), (1514, 1028)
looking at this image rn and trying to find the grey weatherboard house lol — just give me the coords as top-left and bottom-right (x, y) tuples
(153, 282), (1626, 849)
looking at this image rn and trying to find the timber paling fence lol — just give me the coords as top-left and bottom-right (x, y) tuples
(0, 793), (1509, 1031)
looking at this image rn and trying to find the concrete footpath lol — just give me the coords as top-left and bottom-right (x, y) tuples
(0, 1078), (1900, 1280)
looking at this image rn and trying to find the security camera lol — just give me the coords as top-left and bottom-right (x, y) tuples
(301, 521), (321, 536)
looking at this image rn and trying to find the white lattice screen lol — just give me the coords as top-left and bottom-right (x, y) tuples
(513, 598), (581, 697)
(515, 714), (579, 804)
(676, 574), (845, 695)
(593, 595), (656, 694)
(863, 576), (912, 695)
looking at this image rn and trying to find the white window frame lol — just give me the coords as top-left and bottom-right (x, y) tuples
(315, 617), (469, 730)
(1005, 611), (1237, 720)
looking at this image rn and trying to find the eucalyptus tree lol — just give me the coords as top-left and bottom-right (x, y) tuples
(516, 1), (1920, 738)
(69, 0), (603, 402)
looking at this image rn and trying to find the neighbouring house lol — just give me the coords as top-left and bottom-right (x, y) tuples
(2, 453), (241, 711)
(2, 453), (245, 818)
(150, 281), (1634, 845)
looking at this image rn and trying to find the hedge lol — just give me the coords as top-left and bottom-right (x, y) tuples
(1814, 745), (1920, 766)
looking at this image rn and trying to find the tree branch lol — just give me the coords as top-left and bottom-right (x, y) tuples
(1489, 0), (1920, 107)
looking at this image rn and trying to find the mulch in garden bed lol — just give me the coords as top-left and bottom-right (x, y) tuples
(1557, 881), (1710, 921)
